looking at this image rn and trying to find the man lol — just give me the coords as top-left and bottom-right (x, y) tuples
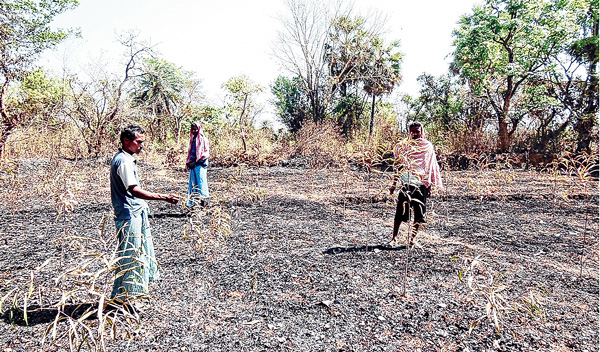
(110, 125), (180, 302)
(185, 121), (210, 208)
(388, 121), (443, 246)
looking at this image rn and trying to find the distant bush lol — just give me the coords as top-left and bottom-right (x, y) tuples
(291, 120), (348, 168)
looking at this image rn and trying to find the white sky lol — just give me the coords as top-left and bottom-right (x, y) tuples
(43, 0), (481, 125)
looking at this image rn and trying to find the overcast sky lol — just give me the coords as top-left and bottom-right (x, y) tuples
(43, 0), (481, 125)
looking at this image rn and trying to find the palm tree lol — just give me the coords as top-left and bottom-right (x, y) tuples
(362, 39), (402, 137)
(132, 58), (185, 142)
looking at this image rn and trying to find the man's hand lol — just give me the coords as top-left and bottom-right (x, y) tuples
(165, 193), (181, 204)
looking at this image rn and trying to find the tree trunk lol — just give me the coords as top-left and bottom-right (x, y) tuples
(0, 122), (15, 158)
(498, 74), (514, 152)
(368, 93), (376, 137)
(240, 94), (248, 153)
(0, 81), (13, 158)
(498, 117), (509, 151)
(577, 19), (598, 154)
(575, 116), (594, 154)
(176, 119), (182, 145)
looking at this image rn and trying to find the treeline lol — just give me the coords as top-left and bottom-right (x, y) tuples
(0, 0), (597, 163)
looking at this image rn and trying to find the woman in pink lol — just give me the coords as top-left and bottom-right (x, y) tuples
(388, 121), (443, 246)
(185, 121), (210, 207)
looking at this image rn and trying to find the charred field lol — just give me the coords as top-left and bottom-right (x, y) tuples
(0, 159), (598, 351)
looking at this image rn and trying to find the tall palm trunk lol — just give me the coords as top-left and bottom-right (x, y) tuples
(369, 93), (376, 137)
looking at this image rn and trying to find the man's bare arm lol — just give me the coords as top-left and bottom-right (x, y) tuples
(129, 185), (180, 204)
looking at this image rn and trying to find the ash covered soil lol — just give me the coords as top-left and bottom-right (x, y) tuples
(0, 159), (598, 351)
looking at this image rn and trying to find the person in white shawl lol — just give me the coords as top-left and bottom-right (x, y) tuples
(388, 121), (443, 246)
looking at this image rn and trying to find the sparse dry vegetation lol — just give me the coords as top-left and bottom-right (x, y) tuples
(0, 0), (597, 350)
(0, 138), (597, 350)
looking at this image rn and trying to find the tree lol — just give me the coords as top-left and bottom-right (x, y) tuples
(545, 0), (598, 153)
(325, 16), (373, 98)
(362, 37), (402, 136)
(172, 74), (204, 143)
(271, 75), (308, 133)
(409, 73), (471, 132)
(274, 0), (350, 123)
(0, 0), (79, 157)
(65, 34), (153, 156)
(275, 1), (402, 137)
(222, 75), (264, 126)
(7, 69), (67, 129)
(222, 75), (263, 152)
(325, 16), (376, 136)
(501, 0), (599, 153)
(452, 0), (580, 151)
(131, 58), (189, 143)
(325, 16), (402, 137)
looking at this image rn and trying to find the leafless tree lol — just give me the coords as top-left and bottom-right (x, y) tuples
(65, 32), (154, 157)
(273, 0), (351, 123)
(274, 0), (394, 132)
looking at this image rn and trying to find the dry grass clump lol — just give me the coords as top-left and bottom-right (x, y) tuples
(1, 211), (144, 352)
(182, 205), (232, 254)
(205, 124), (287, 166)
(3, 125), (111, 160)
(453, 251), (547, 335)
(444, 129), (498, 155)
(292, 120), (348, 168)
(554, 151), (598, 183)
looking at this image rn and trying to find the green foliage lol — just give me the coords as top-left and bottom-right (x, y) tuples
(362, 39), (402, 97)
(131, 58), (186, 116)
(325, 16), (373, 92)
(187, 105), (226, 127)
(270, 75), (308, 133)
(0, 0), (79, 82)
(8, 69), (67, 124)
(451, 0), (582, 151)
(566, 0), (598, 64)
(325, 15), (402, 137)
(131, 57), (198, 143)
(410, 73), (466, 132)
(0, 0), (79, 157)
(333, 93), (366, 136)
(222, 74), (263, 126)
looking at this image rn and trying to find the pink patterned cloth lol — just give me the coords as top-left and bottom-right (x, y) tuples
(185, 122), (210, 171)
(393, 137), (443, 189)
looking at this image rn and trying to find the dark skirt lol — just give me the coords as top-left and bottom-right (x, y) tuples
(394, 184), (429, 224)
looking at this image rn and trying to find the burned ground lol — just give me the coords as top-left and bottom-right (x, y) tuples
(0, 160), (598, 351)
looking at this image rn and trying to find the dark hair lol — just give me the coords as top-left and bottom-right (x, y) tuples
(408, 121), (423, 130)
(120, 125), (145, 144)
